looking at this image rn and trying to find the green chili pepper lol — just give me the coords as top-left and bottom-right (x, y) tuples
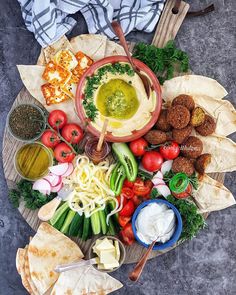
(169, 173), (189, 193)
(112, 143), (138, 182)
(110, 163), (126, 196)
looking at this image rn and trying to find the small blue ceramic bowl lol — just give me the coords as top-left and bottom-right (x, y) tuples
(132, 199), (182, 251)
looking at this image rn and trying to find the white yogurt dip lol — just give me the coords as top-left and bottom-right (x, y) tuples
(135, 203), (176, 245)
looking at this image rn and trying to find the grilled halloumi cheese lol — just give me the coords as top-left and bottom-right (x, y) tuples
(42, 61), (71, 86)
(41, 83), (70, 105)
(72, 51), (93, 81)
(54, 49), (78, 71)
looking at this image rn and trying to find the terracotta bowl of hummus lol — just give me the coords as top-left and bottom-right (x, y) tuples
(75, 55), (162, 142)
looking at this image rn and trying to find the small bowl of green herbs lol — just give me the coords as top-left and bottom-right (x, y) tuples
(7, 103), (46, 142)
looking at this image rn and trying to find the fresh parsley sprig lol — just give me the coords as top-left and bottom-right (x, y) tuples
(132, 40), (189, 84)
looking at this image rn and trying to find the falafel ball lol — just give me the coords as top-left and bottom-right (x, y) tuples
(190, 107), (206, 127)
(144, 130), (167, 145)
(195, 114), (216, 136)
(167, 105), (190, 129)
(172, 125), (193, 144)
(155, 109), (172, 131)
(181, 136), (203, 158)
(195, 153), (212, 174)
(172, 156), (195, 176)
(172, 94), (195, 111)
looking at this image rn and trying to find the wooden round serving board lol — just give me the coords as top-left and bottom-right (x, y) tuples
(2, 88), (225, 264)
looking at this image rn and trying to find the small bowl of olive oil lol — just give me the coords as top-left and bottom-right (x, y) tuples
(14, 142), (53, 181)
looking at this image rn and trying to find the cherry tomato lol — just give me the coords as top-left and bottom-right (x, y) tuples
(133, 178), (153, 196)
(116, 195), (127, 207)
(41, 130), (60, 148)
(54, 142), (75, 163)
(133, 195), (143, 207)
(48, 110), (67, 129)
(141, 151), (163, 172)
(120, 223), (135, 245)
(173, 183), (192, 199)
(129, 138), (148, 156)
(61, 123), (83, 144)
(123, 179), (134, 188)
(118, 216), (131, 227)
(159, 141), (180, 160)
(119, 200), (135, 217)
(121, 187), (134, 199)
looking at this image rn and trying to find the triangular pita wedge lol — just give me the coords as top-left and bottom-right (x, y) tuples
(17, 65), (81, 123)
(28, 223), (84, 295)
(105, 40), (125, 56)
(50, 264), (123, 295)
(70, 34), (107, 61)
(193, 95), (236, 136)
(16, 248), (25, 275)
(37, 49), (46, 66)
(193, 174), (235, 213)
(161, 75), (228, 101)
(19, 246), (34, 295)
(44, 35), (73, 63)
(198, 135), (236, 173)
(24, 248), (40, 295)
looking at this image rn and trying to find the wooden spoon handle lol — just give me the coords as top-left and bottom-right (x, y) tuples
(111, 21), (136, 70)
(128, 241), (155, 282)
(38, 197), (61, 221)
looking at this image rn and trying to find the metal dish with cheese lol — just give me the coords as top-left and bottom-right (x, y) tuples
(76, 56), (162, 142)
(89, 236), (126, 272)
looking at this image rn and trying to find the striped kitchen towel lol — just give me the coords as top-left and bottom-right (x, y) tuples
(17, 0), (165, 48)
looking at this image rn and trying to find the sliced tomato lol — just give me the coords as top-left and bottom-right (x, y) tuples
(133, 195), (143, 207)
(120, 230), (134, 245)
(120, 223), (135, 245)
(119, 200), (135, 217)
(118, 216), (131, 227)
(116, 195), (127, 208)
(172, 183), (192, 199)
(121, 187), (134, 199)
(123, 179), (134, 188)
(133, 178), (153, 196)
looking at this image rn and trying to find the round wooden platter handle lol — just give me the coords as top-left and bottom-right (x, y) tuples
(38, 197), (61, 221)
(128, 240), (156, 282)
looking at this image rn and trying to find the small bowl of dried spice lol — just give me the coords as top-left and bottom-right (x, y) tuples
(7, 104), (46, 142)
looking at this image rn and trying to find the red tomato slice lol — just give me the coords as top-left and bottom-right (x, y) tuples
(123, 179), (134, 188)
(132, 195), (143, 207)
(121, 187), (134, 199)
(120, 230), (134, 245)
(119, 200), (135, 217)
(133, 178), (153, 196)
(116, 195), (127, 207)
(123, 223), (135, 240)
(118, 216), (131, 227)
(173, 183), (192, 199)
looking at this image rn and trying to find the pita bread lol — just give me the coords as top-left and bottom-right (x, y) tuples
(105, 40), (125, 56)
(193, 174), (235, 213)
(193, 95), (236, 136)
(19, 246), (34, 295)
(44, 35), (74, 63)
(17, 65), (81, 123)
(16, 248), (25, 275)
(198, 135), (236, 173)
(161, 75), (228, 101)
(28, 223), (83, 295)
(24, 248), (40, 295)
(37, 49), (46, 66)
(50, 264), (123, 295)
(70, 34), (107, 61)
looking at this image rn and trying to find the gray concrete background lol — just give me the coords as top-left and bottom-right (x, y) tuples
(0, 0), (235, 294)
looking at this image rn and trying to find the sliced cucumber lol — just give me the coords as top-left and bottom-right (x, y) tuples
(99, 209), (107, 235)
(60, 210), (76, 234)
(91, 211), (101, 235)
(50, 202), (69, 226)
(52, 208), (70, 231)
(81, 217), (91, 241)
(68, 213), (84, 236)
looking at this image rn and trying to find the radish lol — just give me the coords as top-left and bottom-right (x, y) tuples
(49, 163), (69, 176)
(38, 189), (51, 195)
(153, 171), (163, 179)
(51, 181), (63, 193)
(161, 160), (173, 176)
(33, 179), (51, 192)
(44, 174), (61, 187)
(62, 163), (74, 177)
(152, 177), (165, 186)
(155, 184), (171, 198)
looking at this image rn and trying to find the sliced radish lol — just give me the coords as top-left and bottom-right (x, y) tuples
(44, 174), (61, 187)
(161, 160), (173, 176)
(51, 181), (63, 193)
(152, 178), (165, 186)
(155, 184), (171, 198)
(33, 179), (51, 192)
(62, 163), (74, 177)
(153, 171), (163, 179)
(49, 163), (69, 176)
